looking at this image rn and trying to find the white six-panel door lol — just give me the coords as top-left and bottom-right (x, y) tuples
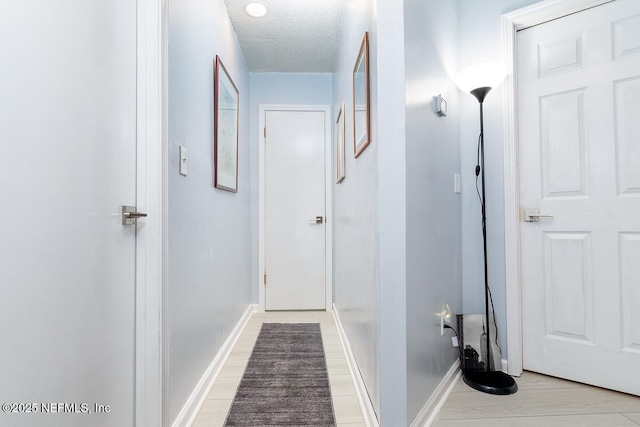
(518, 0), (640, 395)
(0, 2), (138, 426)
(265, 110), (326, 310)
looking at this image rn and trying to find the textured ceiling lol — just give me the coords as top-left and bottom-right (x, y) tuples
(224, 0), (345, 72)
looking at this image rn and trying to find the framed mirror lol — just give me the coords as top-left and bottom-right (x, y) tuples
(214, 55), (239, 192)
(352, 32), (370, 158)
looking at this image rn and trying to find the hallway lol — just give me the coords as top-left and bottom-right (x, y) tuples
(2, 0), (639, 425)
(191, 310), (640, 426)
(192, 311), (366, 426)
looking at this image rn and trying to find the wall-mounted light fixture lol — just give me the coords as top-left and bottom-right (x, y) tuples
(455, 62), (517, 396)
(435, 94), (447, 117)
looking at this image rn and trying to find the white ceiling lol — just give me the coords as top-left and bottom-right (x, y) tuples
(223, 0), (346, 72)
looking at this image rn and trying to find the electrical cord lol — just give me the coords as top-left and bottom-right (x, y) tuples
(476, 131), (503, 356)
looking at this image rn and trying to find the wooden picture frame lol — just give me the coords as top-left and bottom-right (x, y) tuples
(214, 55), (239, 192)
(336, 103), (346, 183)
(353, 32), (370, 158)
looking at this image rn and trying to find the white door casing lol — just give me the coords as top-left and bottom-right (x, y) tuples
(136, 0), (166, 425)
(517, 0), (640, 395)
(259, 106), (332, 311)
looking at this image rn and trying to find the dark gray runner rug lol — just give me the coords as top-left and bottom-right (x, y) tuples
(224, 323), (336, 426)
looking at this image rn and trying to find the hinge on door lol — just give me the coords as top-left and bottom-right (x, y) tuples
(263, 273), (267, 286)
(263, 127), (266, 138)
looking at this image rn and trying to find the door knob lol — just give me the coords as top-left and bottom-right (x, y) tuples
(308, 216), (324, 224)
(122, 205), (148, 225)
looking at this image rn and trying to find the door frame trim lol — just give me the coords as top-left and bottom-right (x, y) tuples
(135, 0), (167, 425)
(258, 105), (333, 312)
(501, 0), (614, 376)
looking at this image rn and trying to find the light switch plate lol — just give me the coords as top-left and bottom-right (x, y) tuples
(179, 146), (187, 176)
(454, 173), (461, 193)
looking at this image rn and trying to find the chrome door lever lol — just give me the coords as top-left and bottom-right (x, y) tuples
(122, 205), (148, 225)
(523, 208), (553, 223)
(308, 216), (324, 224)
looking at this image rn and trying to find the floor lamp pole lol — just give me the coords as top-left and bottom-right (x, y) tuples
(479, 97), (491, 373)
(462, 86), (518, 395)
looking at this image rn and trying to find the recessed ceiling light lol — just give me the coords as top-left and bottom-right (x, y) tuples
(244, 2), (267, 18)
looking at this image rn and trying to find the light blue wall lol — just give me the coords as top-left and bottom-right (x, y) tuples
(248, 72), (333, 303)
(334, 0), (465, 423)
(375, 0), (410, 424)
(250, 73), (333, 105)
(404, 0), (462, 422)
(458, 0), (545, 358)
(332, 0), (383, 419)
(168, 0), (251, 423)
(332, 0), (412, 422)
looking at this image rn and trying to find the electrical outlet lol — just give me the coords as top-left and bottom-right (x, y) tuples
(440, 303), (452, 336)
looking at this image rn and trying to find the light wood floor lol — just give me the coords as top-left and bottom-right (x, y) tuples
(192, 311), (366, 427)
(192, 310), (640, 427)
(436, 371), (640, 426)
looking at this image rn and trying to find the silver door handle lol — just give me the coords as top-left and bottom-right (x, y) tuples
(122, 205), (147, 225)
(308, 216), (324, 224)
(523, 208), (553, 223)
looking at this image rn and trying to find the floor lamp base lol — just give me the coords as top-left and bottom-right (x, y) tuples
(463, 370), (518, 395)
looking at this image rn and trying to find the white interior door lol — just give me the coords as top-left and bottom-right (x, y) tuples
(265, 110), (326, 310)
(0, 2), (138, 426)
(518, 0), (640, 395)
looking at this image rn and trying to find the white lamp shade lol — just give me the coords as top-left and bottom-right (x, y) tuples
(455, 62), (507, 94)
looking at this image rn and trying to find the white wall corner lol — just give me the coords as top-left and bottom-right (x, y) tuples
(409, 360), (461, 427)
(332, 304), (379, 427)
(171, 304), (254, 427)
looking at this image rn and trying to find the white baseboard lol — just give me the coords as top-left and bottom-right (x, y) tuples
(410, 360), (461, 427)
(501, 358), (508, 374)
(332, 304), (379, 427)
(172, 304), (257, 427)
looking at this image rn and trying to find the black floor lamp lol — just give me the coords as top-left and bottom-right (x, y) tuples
(457, 62), (517, 395)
